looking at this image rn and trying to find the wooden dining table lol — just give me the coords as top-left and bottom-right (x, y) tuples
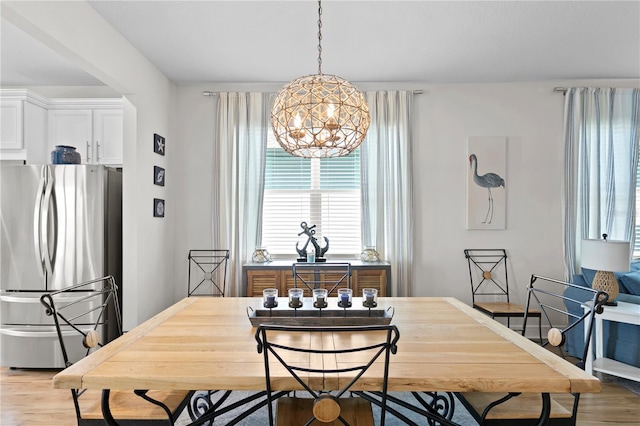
(52, 296), (600, 425)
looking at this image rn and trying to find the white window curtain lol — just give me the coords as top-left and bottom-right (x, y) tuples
(214, 92), (268, 296)
(562, 87), (639, 279)
(361, 91), (414, 296)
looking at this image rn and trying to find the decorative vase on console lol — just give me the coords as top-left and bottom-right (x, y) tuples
(360, 246), (380, 262)
(252, 247), (272, 263)
(51, 145), (81, 164)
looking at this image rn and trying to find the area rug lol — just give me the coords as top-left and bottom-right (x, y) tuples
(176, 375), (640, 425)
(176, 391), (477, 425)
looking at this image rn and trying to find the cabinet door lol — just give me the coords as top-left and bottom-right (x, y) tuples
(246, 269), (282, 297)
(48, 110), (92, 162)
(283, 270), (316, 297)
(353, 269), (387, 296)
(93, 109), (123, 165)
(0, 100), (23, 150)
(319, 271), (350, 296)
(24, 102), (48, 164)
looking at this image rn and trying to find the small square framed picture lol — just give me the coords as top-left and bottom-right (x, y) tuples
(153, 166), (165, 186)
(154, 133), (165, 155)
(153, 198), (165, 218)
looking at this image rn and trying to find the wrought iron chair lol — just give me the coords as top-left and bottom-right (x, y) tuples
(456, 274), (609, 426)
(255, 324), (400, 426)
(465, 249), (542, 340)
(292, 262), (351, 297)
(40, 276), (191, 425)
(187, 249), (230, 296)
(187, 249), (256, 422)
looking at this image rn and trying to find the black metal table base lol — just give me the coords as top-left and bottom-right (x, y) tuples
(101, 389), (552, 426)
(186, 390), (288, 426)
(354, 390), (461, 426)
(355, 391), (553, 426)
(475, 392), (552, 426)
(101, 389), (288, 426)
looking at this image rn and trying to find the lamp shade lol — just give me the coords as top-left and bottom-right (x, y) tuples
(581, 239), (630, 272)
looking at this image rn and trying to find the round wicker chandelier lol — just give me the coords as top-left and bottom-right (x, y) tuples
(271, 1), (370, 158)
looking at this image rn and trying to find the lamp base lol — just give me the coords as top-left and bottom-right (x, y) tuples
(592, 270), (619, 305)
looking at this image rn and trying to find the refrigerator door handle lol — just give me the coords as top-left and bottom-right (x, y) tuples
(0, 327), (80, 338)
(33, 166), (47, 274)
(41, 166), (56, 276)
(0, 293), (93, 303)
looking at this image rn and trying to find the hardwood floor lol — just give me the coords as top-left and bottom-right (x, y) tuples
(1, 367), (639, 425)
(1, 368), (79, 426)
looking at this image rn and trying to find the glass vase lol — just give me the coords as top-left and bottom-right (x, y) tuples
(252, 247), (272, 263)
(360, 246), (380, 262)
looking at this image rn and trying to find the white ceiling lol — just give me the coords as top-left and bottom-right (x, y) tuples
(2, 1), (639, 87)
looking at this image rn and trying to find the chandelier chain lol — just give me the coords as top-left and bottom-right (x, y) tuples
(317, 0), (323, 75)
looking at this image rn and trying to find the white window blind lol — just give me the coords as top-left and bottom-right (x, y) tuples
(261, 138), (362, 257)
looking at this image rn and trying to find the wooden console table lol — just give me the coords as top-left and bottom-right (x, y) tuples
(243, 260), (391, 297)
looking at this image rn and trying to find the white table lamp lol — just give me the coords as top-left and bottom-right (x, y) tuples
(581, 235), (630, 305)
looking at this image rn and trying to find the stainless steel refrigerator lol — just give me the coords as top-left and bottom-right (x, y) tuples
(0, 165), (122, 368)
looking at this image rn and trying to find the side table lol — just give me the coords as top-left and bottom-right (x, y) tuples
(584, 301), (640, 382)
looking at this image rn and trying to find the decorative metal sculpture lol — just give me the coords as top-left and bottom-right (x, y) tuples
(295, 221), (329, 262)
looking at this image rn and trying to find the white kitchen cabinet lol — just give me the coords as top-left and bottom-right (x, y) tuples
(23, 102), (49, 164)
(0, 90), (122, 165)
(48, 107), (123, 166)
(48, 109), (92, 161)
(0, 91), (48, 162)
(92, 109), (123, 165)
(0, 100), (23, 151)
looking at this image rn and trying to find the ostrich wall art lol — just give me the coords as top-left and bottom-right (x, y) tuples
(469, 153), (505, 224)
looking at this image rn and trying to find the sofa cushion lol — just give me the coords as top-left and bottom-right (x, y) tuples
(571, 274), (588, 287)
(581, 268), (597, 286)
(617, 293), (640, 304)
(619, 271), (640, 295)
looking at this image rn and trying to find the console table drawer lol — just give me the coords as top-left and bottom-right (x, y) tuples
(246, 270), (282, 297)
(352, 269), (387, 295)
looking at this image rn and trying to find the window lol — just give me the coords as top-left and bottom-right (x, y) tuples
(261, 137), (362, 257)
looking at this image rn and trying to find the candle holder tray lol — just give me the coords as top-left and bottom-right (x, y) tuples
(247, 297), (393, 326)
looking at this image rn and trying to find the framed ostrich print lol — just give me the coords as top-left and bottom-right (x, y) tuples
(466, 136), (506, 230)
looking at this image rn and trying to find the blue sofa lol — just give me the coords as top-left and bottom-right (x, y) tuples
(564, 260), (640, 368)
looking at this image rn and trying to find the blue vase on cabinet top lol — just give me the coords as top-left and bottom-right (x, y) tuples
(51, 145), (81, 164)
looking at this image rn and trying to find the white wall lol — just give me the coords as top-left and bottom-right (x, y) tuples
(413, 82), (565, 304)
(174, 80), (639, 308)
